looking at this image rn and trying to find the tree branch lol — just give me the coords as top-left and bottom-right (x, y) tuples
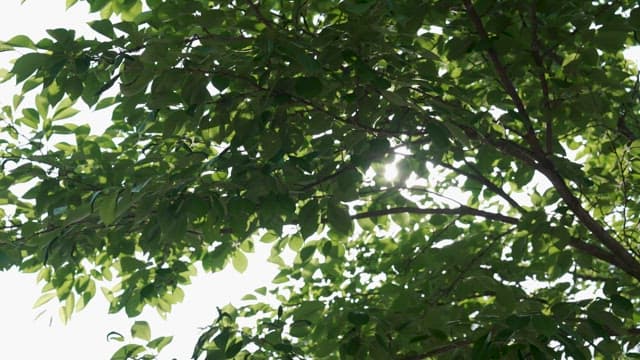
(399, 339), (472, 360)
(566, 237), (625, 270)
(245, 1), (275, 29)
(455, 121), (640, 280)
(571, 270), (614, 283)
(352, 206), (518, 225)
(298, 164), (355, 191)
(538, 163), (640, 280)
(437, 159), (526, 213)
(464, 0), (544, 155)
(436, 228), (511, 303)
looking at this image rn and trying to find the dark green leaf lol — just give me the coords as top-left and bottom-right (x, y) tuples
(327, 201), (352, 235)
(294, 76), (323, 98)
(89, 19), (116, 39)
(11, 52), (49, 83)
(299, 200), (320, 238)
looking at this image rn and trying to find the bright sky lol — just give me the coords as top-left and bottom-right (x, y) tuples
(0, 2), (279, 359)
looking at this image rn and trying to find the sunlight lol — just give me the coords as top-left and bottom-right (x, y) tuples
(384, 160), (397, 181)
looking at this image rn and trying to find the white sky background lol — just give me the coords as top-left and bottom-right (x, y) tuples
(0, 3), (280, 359)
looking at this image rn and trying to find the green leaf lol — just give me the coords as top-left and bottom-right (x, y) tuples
(66, 0), (79, 9)
(46, 28), (75, 44)
(147, 336), (173, 352)
(299, 200), (320, 238)
(89, 19), (116, 39)
(20, 108), (40, 129)
(106, 331), (125, 342)
(596, 339), (621, 357)
(531, 315), (556, 336)
(288, 235), (303, 251)
(611, 295), (634, 318)
(33, 292), (56, 308)
(35, 94), (48, 118)
(210, 75), (230, 92)
(342, 0), (376, 15)
(225, 339), (244, 358)
(587, 308), (624, 334)
(61, 292), (75, 324)
(232, 251), (248, 273)
(294, 76), (323, 98)
(131, 321), (151, 341)
(97, 192), (118, 225)
(347, 311), (370, 326)
(111, 344), (145, 360)
(293, 301), (324, 321)
(593, 30), (627, 53)
(94, 97), (116, 110)
(300, 246), (315, 262)
(327, 201), (352, 235)
(260, 130), (281, 160)
(289, 321), (311, 338)
(5, 35), (36, 49)
(506, 315), (530, 330)
(203, 244), (231, 271)
(0, 42), (13, 52)
(121, 1), (142, 21)
(11, 52), (49, 83)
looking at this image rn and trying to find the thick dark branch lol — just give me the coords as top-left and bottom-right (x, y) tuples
(484, 122), (640, 279)
(416, 7), (640, 281)
(457, 123), (640, 280)
(538, 164), (640, 280)
(352, 206), (518, 225)
(464, 0), (544, 155)
(399, 339), (472, 360)
(567, 237), (625, 270)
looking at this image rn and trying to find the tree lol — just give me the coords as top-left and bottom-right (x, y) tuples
(2, 0), (640, 358)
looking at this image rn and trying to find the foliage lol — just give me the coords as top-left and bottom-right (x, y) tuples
(2, 0), (640, 359)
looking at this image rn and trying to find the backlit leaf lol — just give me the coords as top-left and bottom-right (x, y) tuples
(131, 321), (151, 341)
(232, 251), (248, 273)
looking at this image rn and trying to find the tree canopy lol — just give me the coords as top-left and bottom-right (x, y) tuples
(2, 0), (640, 358)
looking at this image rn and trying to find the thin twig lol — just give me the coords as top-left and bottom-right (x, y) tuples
(298, 164), (356, 191)
(245, 1), (275, 29)
(437, 159), (526, 213)
(352, 205), (518, 224)
(399, 339), (473, 360)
